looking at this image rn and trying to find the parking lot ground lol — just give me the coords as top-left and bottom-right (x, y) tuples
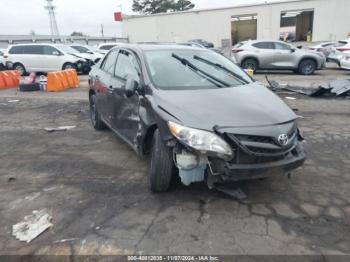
(0, 68), (349, 255)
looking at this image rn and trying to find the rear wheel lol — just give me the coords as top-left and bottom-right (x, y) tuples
(13, 63), (26, 76)
(298, 59), (316, 75)
(149, 129), (174, 192)
(241, 58), (258, 72)
(89, 94), (106, 130)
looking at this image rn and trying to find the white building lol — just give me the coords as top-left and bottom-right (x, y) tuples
(122, 0), (350, 47)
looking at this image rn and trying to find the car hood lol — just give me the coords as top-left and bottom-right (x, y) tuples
(154, 82), (297, 131)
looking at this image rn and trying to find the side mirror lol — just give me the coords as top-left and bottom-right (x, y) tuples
(87, 51), (94, 54)
(291, 48), (296, 53)
(52, 51), (60, 56)
(124, 77), (139, 98)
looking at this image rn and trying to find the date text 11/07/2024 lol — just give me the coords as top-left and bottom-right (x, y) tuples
(127, 255), (220, 261)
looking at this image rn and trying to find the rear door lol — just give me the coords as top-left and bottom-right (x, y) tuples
(272, 42), (296, 68)
(109, 49), (141, 144)
(19, 45), (41, 71)
(251, 42), (275, 69)
(94, 50), (119, 124)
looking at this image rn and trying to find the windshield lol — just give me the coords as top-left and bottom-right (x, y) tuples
(71, 45), (90, 53)
(56, 45), (79, 54)
(144, 49), (252, 90)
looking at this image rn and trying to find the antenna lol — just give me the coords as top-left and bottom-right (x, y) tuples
(45, 0), (60, 37)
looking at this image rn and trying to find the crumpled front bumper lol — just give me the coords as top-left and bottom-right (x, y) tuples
(208, 143), (306, 182)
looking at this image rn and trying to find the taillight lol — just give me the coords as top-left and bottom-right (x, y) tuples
(337, 48), (350, 52)
(232, 49), (243, 53)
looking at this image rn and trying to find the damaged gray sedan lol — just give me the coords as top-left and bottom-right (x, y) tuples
(89, 45), (306, 192)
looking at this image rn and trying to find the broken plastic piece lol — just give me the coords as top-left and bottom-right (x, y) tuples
(215, 185), (247, 200)
(12, 209), (53, 243)
(44, 126), (76, 132)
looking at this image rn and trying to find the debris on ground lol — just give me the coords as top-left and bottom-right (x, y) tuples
(8, 177), (16, 183)
(266, 76), (350, 97)
(215, 185), (247, 200)
(285, 96), (296, 100)
(44, 126), (76, 133)
(25, 192), (41, 201)
(7, 100), (20, 103)
(12, 209), (53, 243)
(53, 238), (80, 244)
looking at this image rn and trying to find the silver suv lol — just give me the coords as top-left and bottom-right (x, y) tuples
(232, 40), (326, 75)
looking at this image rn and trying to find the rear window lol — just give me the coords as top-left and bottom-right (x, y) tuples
(100, 45), (116, 50)
(9, 46), (24, 54)
(252, 42), (274, 49)
(233, 43), (244, 48)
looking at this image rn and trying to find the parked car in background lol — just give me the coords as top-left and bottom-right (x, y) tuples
(55, 44), (93, 74)
(232, 40), (326, 75)
(189, 39), (214, 48)
(89, 44), (305, 192)
(95, 43), (119, 55)
(0, 50), (7, 71)
(70, 44), (104, 64)
(308, 42), (336, 57)
(5, 43), (88, 76)
(178, 42), (225, 56)
(328, 39), (350, 66)
(339, 51), (350, 70)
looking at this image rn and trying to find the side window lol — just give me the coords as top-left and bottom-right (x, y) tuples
(102, 50), (118, 74)
(23, 45), (43, 55)
(9, 46), (24, 54)
(252, 42), (274, 49)
(43, 46), (60, 55)
(274, 42), (292, 50)
(114, 50), (140, 80)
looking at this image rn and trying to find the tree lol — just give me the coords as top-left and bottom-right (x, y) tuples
(70, 32), (85, 37)
(132, 0), (194, 14)
(173, 0), (195, 11)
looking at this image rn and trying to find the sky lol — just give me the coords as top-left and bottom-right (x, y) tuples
(0, 0), (278, 37)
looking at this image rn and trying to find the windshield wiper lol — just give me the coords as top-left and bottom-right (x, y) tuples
(193, 55), (249, 85)
(171, 53), (230, 88)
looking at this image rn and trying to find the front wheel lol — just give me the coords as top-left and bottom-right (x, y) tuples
(149, 129), (174, 192)
(298, 59), (316, 75)
(62, 62), (76, 71)
(89, 94), (106, 130)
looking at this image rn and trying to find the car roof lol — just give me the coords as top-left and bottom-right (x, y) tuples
(110, 44), (207, 54)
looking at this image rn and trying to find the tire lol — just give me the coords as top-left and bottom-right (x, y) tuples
(149, 129), (174, 192)
(62, 62), (76, 70)
(13, 63), (26, 76)
(89, 94), (106, 130)
(298, 59), (316, 75)
(241, 58), (259, 72)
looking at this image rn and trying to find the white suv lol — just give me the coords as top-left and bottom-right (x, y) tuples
(5, 43), (86, 75)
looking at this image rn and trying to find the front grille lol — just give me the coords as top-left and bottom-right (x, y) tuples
(226, 131), (298, 157)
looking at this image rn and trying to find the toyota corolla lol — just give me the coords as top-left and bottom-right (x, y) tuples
(89, 45), (306, 192)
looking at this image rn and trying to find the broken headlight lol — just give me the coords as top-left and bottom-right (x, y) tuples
(168, 121), (233, 160)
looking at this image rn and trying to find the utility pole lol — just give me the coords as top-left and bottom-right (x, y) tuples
(101, 24), (104, 37)
(45, 0), (60, 37)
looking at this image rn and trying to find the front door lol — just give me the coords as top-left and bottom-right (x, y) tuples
(272, 42), (296, 68)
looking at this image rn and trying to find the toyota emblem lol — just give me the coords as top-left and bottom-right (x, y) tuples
(278, 134), (289, 146)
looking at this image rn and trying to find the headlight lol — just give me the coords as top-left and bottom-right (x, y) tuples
(168, 121), (233, 159)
